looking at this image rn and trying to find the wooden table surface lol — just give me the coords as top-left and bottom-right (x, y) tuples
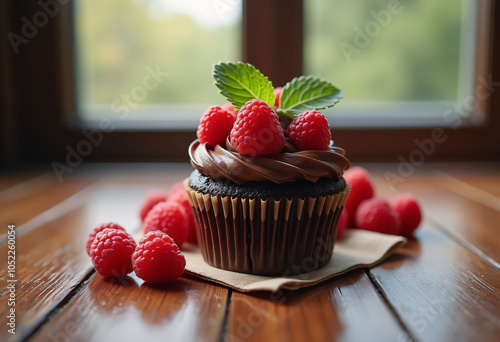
(1, 163), (499, 342)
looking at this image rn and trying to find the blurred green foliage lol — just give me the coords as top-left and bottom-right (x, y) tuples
(77, 0), (464, 118)
(305, 0), (463, 102)
(77, 0), (240, 111)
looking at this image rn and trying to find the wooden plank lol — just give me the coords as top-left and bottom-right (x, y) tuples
(30, 274), (228, 342)
(0, 208), (93, 342)
(77, 162), (193, 185)
(417, 164), (500, 199)
(0, 172), (46, 193)
(224, 270), (407, 342)
(0, 164), (191, 242)
(4, 162), (499, 342)
(0, 184), (161, 342)
(369, 222), (500, 342)
(443, 172), (500, 198)
(0, 177), (94, 233)
(435, 172), (500, 211)
(369, 173), (500, 341)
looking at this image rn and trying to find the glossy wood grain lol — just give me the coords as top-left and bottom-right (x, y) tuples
(0, 172), (45, 193)
(369, 223), (500, 342)
(0, 182), (178, 342)
(371, 171), (500, 341)
(79, 163), (192, 185)
(0, 208), (93, 342)
(0, 177), (94, 234)
(31, 274), (229, 342)
(426, 164), (500, 198)
(3, 163), (500, 342)
(435, 172), (500, 210)
(225, 270), (406, 342)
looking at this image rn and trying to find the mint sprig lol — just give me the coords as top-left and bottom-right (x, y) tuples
(213, 62), (275, 109)
(277, 76), (343, 117)
(212, 63), (343, 118)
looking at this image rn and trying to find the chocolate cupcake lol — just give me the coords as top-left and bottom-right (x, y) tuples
(185, 62), (350, 276)
(185, 139), (350, 276)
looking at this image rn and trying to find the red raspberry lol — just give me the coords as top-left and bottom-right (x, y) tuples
(274, 87), (283, 107)
(222, 102), (238, 119)
(167, 188), (197, 243)
(230, 99), (285, 156)
(391, 193), (422, 237)
(355, 197), (401, 235)
(169, 182), (185, 196)
(133, 231), (186, 283)
(197, 106), (235, 146)
(337, 208), (348, 238)
(287, 110), (331, 150)
(139, 189), (168, 222)
(90, 228), (137, 277)
(344, 166), (374, 227)
(142, 201), (189, 248)
(86, 222), (126, 256)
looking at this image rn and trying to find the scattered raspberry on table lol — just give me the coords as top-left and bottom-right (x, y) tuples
(356, 197), (401, 235)
(337, 208), (348, 238)
(133, 231), (186, 283)
(90, 228), (137, 277)
(86, 222), (126, 256)
(391, 193), (422, 237)
(143, 201), (189, 248)
(139, 189), (168, 222)
(344, 166), (375, 227)
(167, 185), (197, 243)
(169, 182), (185, 196)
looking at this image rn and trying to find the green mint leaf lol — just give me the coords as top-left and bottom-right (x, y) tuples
(278, 76), (343, 117)
(213, 62), (275, 109)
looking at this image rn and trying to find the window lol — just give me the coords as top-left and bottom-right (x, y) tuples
(76, 0), (242, 124)
(2, 0), (499, 165)
(304, 0), (478, 128)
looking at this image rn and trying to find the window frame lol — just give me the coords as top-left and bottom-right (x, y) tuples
(2, 0), (499, 166)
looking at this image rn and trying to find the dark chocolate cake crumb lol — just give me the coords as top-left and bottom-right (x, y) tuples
(189, 170), (346, 199)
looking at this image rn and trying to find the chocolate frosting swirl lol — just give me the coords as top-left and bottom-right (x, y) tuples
(189, 138), (350, 185)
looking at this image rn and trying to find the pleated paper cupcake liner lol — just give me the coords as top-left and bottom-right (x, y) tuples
(184, 178), (351, 276)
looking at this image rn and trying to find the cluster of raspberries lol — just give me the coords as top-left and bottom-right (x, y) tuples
(337, 166), (422, 238)
(197, 94), (422, 239)
(86, 98), (423, 282)
(86, 183), (195, 283)
(197, 88), (332, 156)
